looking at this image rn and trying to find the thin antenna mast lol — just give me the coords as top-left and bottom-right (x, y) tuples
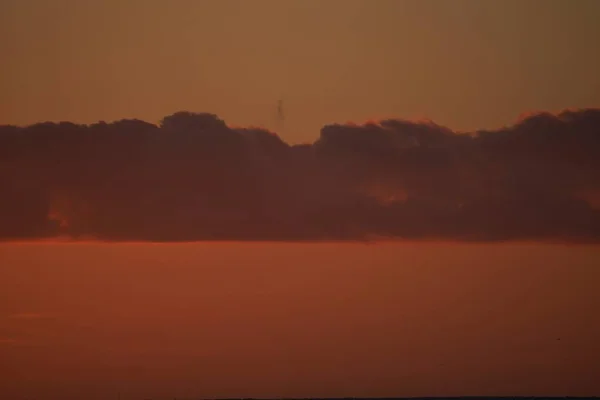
(276, 98), (285, 134)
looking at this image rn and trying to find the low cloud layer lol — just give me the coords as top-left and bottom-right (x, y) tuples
(1, 110), (599, 242)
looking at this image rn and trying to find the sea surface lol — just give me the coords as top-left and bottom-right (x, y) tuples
(1, 242), (599, 400)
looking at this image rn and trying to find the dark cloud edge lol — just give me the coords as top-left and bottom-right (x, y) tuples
(1, 108), (600, 243)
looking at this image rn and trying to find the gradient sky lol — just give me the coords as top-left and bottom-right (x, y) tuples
(2, 0), (600, 143)
(3, 2), (600, 398)
(1, 242), (600, 399)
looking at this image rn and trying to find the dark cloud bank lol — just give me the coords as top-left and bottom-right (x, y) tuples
(1, 109), (600, 242)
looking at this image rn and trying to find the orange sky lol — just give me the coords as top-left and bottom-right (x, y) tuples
(2, 0), (600, 143)
(1, 242), (600, 399)
(2, 2), (600, 398)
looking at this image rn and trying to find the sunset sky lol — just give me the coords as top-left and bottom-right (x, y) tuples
(2, 0), (600, 142)
(2, 1), (600, 399)
(2, 242), (600, 399)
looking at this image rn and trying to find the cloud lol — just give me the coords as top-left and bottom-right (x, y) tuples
(0, 337), (22, 346)
(8, 313), (54, 320)
(0, 109), (599, 242)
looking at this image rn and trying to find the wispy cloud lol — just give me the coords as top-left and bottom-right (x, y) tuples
(8, 312), (54, 320)
(0, 337), (22, 345)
